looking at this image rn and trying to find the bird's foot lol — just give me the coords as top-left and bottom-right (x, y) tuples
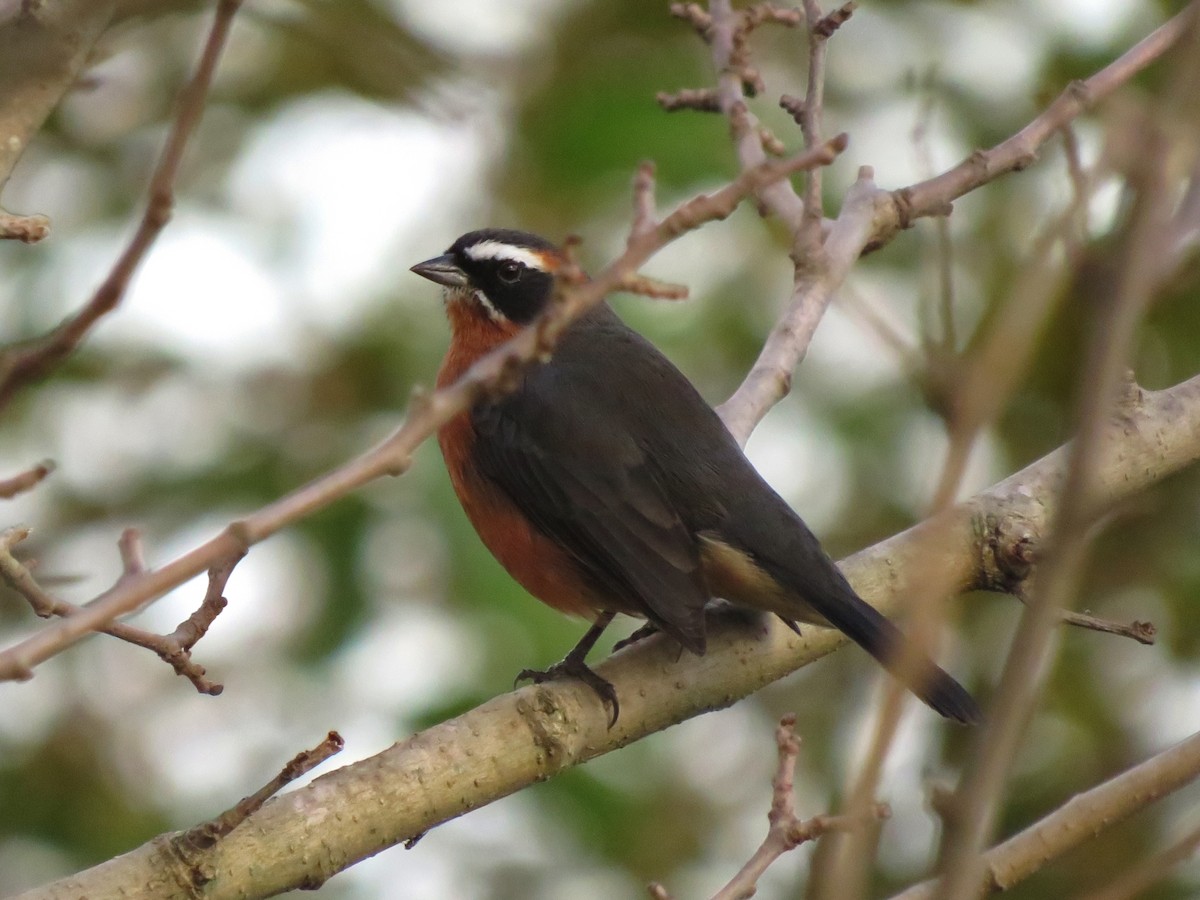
(515, 657), (620, 728)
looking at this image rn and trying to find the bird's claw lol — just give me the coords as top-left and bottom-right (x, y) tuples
(515, 658), (621, 728)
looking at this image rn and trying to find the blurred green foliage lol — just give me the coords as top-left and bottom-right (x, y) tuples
(1, 1), (1199, 898)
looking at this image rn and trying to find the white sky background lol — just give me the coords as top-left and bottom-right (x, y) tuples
(0, 0), (1192, 898)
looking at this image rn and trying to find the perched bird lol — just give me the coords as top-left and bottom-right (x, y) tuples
(412, 228), (980, 727)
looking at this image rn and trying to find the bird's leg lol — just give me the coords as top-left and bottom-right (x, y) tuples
(516, 610), (621, 727)
(612, 620), (661, 652)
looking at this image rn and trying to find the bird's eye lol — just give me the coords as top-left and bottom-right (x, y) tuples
(497, 261), (522, 284)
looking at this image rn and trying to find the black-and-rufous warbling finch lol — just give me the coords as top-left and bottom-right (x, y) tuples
(412, 228), (979, 727)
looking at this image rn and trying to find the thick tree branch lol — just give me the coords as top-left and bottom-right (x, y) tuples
(890, 729), (1200, 900)
(17, 372), (1200, 900)
(0, 0), (115, 192)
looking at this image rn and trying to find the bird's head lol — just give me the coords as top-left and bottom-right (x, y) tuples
(411, 228), (564, 326)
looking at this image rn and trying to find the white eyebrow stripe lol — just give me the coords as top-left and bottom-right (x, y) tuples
(463, 240), (549, 270)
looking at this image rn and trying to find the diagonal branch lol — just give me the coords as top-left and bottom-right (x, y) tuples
(0, 527), (231, 694)
(890, 729), (1200, 900)
(0, 0), (243, 412)
(883, 6), (1196, 244)
(0, 459), (54, 498)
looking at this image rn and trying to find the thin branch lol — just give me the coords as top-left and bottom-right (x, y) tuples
(715, 8), (1190, 446)
(174, 731), (344, 862)
(705, 715), (887, 900)
(910, 79), (957, 357)
(0, 0), (243, 412)
(0, 211), (50, 243)
(891, 730), (1200, 899)
(884, 6), (1195, 244)
(618, 273), (690, 300)
(0, 135), (848, 685)
(630, 160), (659, 239)
(932, 104), (1176, 900)
(0, 527), (229, 694)
(0, 459), (53, 498)
(809, 687), (904, 900)
(707, 0), (806, 228)
(1059, 609), (1156, 644)
(926, 185), (1090, 512)
(652, 715), (888, 900)
(658, 88), (721, 112)
(795, 0), (848, 256)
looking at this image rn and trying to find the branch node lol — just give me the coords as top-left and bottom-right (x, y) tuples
(668, 2), (712, 38)
(656, 88), (721, 113)
(0, 460), (55, 499)
(779, 93), (806, 125)
(0, 212), (51, 243)
(813, 1), (857, 38)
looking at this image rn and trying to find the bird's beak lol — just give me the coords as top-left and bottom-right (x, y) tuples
(410, 254), (469, 289)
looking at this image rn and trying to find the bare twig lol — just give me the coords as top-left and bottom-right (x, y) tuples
(886, 7), (1195, 243)
(0, 135), (848, 685)
(669, 2), (712, 37)
(1059, 610), (1155, 644)
(657, 88), (721, 112)
(1009, 581), (1157, 644)
(926, 188), (1089, 512)
(707, 0), (806, 229)
(650, 715), (889, 900)
(0, 211), (50, 242)
(813, 1), (856, 38)
(891, 730), (1200, 899)
(810, 677), (906, 900)
(630, 161), (659, 240)
(0, 527), (229, 694)
(795, 0), (849, 255)
(175, 731), (345, 854)
(0, 459), (54, 498)
(618, 273), (690, 300)
(0, 0), (243, 411)
(910, 80), (957, 358)
(932, 103), (1176, 900)
(715, 8), (1190, 447)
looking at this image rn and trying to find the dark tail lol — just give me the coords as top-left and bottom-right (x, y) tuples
(816, 583), (981, 725)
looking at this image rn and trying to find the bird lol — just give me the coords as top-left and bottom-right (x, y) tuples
(412, 227), (980, 727)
